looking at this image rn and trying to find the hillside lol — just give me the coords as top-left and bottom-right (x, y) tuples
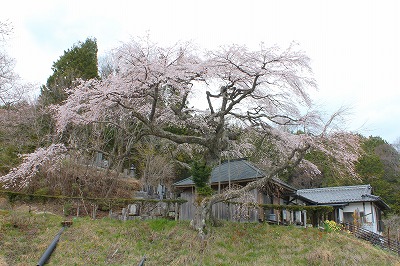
(1, 210), (399, 266)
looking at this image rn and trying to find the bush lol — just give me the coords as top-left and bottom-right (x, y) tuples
(12, 159), (140, 200)
(196, 186), (214, 196)
(324, 220), (343, 232)
(190, 159), (212, 196)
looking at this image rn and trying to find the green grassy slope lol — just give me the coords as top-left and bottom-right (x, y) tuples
(0, 210), (399, 266)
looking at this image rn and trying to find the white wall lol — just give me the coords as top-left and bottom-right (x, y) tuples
(342, 202), (379, 233)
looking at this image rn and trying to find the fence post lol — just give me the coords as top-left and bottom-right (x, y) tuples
(175, 202), (178, 221)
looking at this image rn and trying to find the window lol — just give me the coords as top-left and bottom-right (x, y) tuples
(343, 212), (353, 224)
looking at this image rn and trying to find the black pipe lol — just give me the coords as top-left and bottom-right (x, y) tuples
(138, 255), (146, 266)
(37, 226), (66, 266)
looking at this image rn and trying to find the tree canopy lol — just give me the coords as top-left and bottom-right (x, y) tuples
(56, 39), (320, 161)
(1, 38), (372, 233)
(356, 136), (400, 213)
(0, 21), (30, 106)
(0, 21), (37, 175)
(2, 38), (364, 191)
(39, 37), (99, 106)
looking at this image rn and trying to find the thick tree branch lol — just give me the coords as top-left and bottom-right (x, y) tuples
(208, 143), (310, 207)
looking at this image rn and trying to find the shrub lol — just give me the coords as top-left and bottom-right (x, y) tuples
(190, 159), (212, 196)
(324, 220), (343, 232)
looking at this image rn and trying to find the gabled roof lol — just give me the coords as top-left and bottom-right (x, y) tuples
(174, 159), (296, 192)
(173, 177), (196, 187)
(211, 159), (264, 183)
(297, 185), (390, 210)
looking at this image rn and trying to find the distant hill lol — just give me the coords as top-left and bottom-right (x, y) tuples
(285, 136), (400, 214)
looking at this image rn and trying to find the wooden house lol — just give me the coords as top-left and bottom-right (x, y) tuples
(174, 159), (306, 224)
(297, 185), (390, 234)
(174, 159), (390, 234)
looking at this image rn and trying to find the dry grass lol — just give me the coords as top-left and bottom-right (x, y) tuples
(306, 248), (333, 266)
(1, 210), (399, 266)
(22, 159), (141, 200)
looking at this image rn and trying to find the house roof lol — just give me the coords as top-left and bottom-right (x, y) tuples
(174, 159), (296, 192)
(297, 185), (390, 210)
(173, 176), (197, 187)
(211, 159), (264, 183)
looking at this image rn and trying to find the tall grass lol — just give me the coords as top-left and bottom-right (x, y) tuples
(0, 210), (399, 265)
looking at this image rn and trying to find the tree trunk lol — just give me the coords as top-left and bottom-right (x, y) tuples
(189, 144), (311, 237)
(190, 195), (212, 239)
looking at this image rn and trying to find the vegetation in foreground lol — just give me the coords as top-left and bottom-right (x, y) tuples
(0, 210), (399, 266)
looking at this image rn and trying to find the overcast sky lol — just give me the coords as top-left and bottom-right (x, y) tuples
(1, 0), (399, 142)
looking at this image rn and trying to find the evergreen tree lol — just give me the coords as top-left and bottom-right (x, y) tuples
(39, 38), (99, 106)
(356, 136), (400, 213)
(191, 159), (213, 196)
(35, 38), (99, 146)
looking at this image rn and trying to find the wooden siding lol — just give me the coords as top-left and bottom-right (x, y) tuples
(177, 187), (292, 223)
(179, 189), (196, 220)
(212, 189), (260, 222)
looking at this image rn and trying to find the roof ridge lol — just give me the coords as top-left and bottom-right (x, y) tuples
(298, 184), (371, 192)
(241, 160), (265, 176)
(174, 176), (193, 185)
(220, 157), (248, 164)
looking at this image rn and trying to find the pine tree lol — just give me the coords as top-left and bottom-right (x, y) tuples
(39, 38), (99, 106)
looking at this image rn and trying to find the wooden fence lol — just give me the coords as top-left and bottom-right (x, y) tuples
(343, 223), (400, 256)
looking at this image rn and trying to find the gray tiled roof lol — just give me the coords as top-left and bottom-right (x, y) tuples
(174, 159), (296, 191)
(297, 185), (390, 209)
(174, 159), (263, 187)
(210, 159), (265, 183)
(173, 177), (196, 187)
(297, 185), (372, 204)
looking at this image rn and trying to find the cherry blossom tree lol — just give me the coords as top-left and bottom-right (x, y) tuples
(0, 144), (67, 189)
(136, 138), (176, 191)
(2, 38), (363, 235)
(0, 22), (42, 176)
(54, 39), (314, 231)
(56, 39), (317, 160)
(0, 21), (30, 106)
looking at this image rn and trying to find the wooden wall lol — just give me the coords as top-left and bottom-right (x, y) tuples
(178, 188), (277, 222)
